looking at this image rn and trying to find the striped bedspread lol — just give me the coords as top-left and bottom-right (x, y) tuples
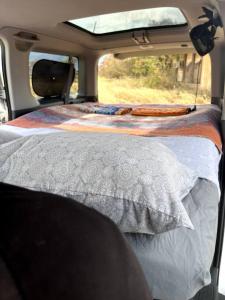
(7, 103), (222, 150)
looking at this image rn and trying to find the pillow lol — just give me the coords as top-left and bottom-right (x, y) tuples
(0, 132), (197, 235)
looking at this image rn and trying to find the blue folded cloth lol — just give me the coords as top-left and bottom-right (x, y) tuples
(94, 106), (120, 115)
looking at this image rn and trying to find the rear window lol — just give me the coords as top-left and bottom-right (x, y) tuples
(29, 51), (79, 99)
(98, 53), (211, 105)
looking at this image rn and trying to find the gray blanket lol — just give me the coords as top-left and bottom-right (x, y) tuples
(126, 179), (219, 300)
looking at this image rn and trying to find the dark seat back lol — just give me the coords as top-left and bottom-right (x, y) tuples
(32, 59), (75, 99)
(0, 183), (152, 300)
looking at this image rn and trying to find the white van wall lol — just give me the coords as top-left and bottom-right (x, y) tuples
(0, 27), (99, 114)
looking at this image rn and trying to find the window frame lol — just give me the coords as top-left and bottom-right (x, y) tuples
(0, 40), (11, 120)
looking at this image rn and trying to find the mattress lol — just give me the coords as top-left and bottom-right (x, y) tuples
(124, 133), (220, 300)
(0, 103), (222, 299)
(126, 179), (219, 300)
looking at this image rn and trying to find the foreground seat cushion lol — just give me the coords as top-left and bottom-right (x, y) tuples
(0, 257), (22, 300)
(0, 182), (152, 300)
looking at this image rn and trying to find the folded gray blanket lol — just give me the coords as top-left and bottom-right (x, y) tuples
(0, 132), (198, 234)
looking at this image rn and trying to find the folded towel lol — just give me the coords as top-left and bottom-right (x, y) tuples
(73, 104), (96, 114)
(74, 104), (131, 115)
(95, 106), (120, 115)
(95, 106), (132, 115)
(131, 107), (192, 117)
(116, 108), (132, 115)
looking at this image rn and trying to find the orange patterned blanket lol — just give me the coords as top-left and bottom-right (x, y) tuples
(7, 103), (222, 151)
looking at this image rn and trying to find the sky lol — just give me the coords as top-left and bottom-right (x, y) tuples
(70, 7), (186, 34)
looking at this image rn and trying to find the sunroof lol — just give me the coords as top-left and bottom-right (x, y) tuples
(67, 7), (187, 35)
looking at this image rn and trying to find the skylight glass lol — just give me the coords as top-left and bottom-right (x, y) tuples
(67, 7), (187, 35)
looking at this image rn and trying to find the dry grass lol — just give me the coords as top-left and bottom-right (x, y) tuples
(98, 77), (210, 105)
(70, 81), (78, 98)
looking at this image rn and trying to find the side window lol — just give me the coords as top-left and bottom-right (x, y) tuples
(29, 51), (79, 100)
(0, 42), (9, 123)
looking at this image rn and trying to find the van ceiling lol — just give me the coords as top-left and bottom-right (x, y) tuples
(0, 0), (222, 51)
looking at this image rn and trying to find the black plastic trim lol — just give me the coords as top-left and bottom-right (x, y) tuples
(212, 119), (225, 286)
(38, 97), (64, 105)
(11, 108), (39, 119)
(75, 95), (98, 102)
(64, 21), (188, 37)
(212, 97), (222, 106)
(12, 102), (63, 119)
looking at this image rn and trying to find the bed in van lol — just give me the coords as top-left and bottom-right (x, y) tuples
(0, 1), (225, 300)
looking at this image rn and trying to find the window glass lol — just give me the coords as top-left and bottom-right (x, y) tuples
(0, 43), (9, 123)
(29, 51), (79, 99)
(68, 7), (187, 35)
(98, 53), (211, 105)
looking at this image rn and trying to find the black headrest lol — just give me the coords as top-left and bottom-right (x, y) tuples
(32, 59), (75, 98)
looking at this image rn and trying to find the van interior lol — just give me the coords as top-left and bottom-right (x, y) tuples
(0, 1), (225, 300)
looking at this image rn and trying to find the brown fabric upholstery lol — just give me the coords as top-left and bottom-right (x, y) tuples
(0, 183), (152, 300)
